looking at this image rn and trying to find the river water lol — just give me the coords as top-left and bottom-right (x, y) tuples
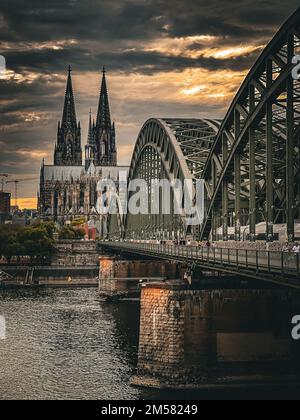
(0, 288), (299, 400)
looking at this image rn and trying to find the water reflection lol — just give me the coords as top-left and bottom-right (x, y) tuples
(0, 288), (299, 400)
(0, 288), (141, 400)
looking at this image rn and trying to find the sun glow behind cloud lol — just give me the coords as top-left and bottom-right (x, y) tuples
(17, 198), (38, 210)
(181, 85), (205, 96)
(0, 40), (78, 61)
(201, 45), (264, 59)
(74, 67), (245, 105)
(17, 149), (47, 159)
(142, 35), (219, 58)
(140, 35), (263, 60)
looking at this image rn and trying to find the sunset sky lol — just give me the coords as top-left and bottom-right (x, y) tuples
(0, 0), (299, 209)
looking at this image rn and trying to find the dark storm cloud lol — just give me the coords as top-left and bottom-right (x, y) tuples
(1, 0), (299, 75)
(4, 45), (262, 75)
(0, 74), (62, 138)
(0, 0), (299, 44)
(160, 0), (300, 38)
(0, 74), (61, 105)
(0, 0), (163, 43)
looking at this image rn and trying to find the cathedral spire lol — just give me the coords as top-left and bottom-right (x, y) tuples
(92, 67), (117, 166)
(61, 65), (77, 130)
(54, 66), (82, 166)
(87, 110), (94, 144)
(96, 66), (111, 130)
(85, 110), (97, 170)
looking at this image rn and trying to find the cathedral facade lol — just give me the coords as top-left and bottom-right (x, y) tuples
(39, 66), (128, 235)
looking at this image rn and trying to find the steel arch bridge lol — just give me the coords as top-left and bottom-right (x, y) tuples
(109, 7), (300, 243)
(109, 118), (221, 240)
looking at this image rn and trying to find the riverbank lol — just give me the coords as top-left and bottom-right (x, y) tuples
(0, 266), (99, 287)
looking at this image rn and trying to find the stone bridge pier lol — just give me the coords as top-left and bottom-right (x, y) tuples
(131, 282), (300, 389)
(98, 256), (179, 300)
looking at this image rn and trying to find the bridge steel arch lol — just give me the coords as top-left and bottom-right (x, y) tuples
(124, 118), (220, 240)
(200, 8), (300, 243)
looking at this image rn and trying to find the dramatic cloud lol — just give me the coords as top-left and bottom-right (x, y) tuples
(0, 0), (299, 206)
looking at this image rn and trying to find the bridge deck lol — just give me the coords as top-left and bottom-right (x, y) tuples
(99, 242), (300, 289)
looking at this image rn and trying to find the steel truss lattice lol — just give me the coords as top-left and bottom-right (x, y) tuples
(200, 8), (300, 242)
(124, 119), (220, 240)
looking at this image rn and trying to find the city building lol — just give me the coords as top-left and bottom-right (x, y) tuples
(0, 191), (11, 224)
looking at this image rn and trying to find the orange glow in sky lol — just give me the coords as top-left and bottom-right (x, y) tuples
(17, 198), (37, 210)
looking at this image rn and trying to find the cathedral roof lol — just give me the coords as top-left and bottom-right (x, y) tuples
(43, 165), (129, 182)
(44, 166), (83, 181)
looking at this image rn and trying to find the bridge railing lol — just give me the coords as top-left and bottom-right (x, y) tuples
(101, 242), (300, 279)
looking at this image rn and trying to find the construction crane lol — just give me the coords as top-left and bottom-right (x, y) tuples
(6, 178), (39, 208)
(0, 174), (8, 191)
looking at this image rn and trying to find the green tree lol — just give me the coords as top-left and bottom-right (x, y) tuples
(0, 223), (55, 265)
(74, 228), (85, 240)
(0, 225), (22, 264)
(59, 226), (85, 240)
(59, 226), (76, 240)
(20, 226), (55, 263)
(71, 217), (85, 227)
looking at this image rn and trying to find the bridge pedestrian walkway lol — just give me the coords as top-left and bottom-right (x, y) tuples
(99, 242), (300, 289)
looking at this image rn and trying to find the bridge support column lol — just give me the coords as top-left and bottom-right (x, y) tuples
(132, 282), (300, 389)
(98, 257), (178, 301)
(211, 157), (218, 242)
(234, 110), (241, 242)
(249, 85), (256, 242)
(212, 208), (218, 242)
(286, 33), (295, 243)
(222, 133), (229, 241)
(234, 153), (241, 242)
(266, 58), (275, 243)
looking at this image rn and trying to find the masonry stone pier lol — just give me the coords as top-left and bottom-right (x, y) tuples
(98, 256), (179, 300)
(53, 240), (99, 266)
(131, 282), (300, 389)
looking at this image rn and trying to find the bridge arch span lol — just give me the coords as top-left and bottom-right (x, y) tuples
(124, 118), (220, 240)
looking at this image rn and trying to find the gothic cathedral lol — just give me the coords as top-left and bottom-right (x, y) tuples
(38, 66), (128, 235)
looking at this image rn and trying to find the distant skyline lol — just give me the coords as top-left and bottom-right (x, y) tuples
(0, 0), (299, 208)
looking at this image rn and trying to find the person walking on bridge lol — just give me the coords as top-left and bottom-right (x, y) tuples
(282, 242), (291, 270)
(282, 242), (290, 253)
(291, 243), (300, 272)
